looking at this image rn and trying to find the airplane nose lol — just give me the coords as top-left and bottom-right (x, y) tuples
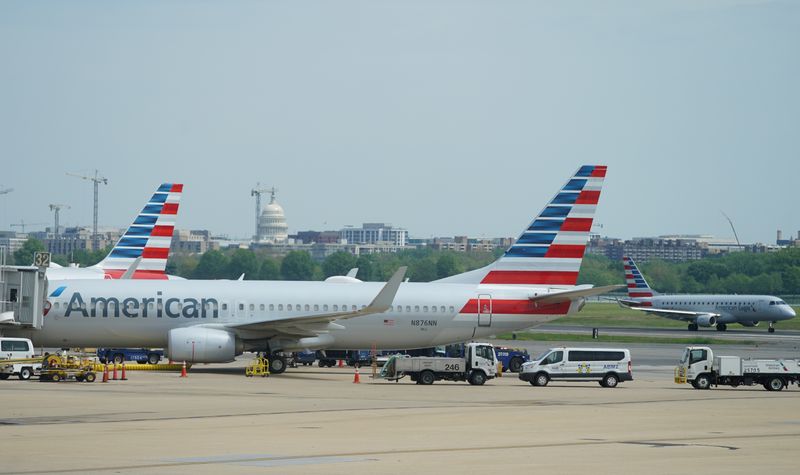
(788, 306), (797, 318)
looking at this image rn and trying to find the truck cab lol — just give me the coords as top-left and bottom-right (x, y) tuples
(676, 346), (713, 386)
(0, 337), (40, 380)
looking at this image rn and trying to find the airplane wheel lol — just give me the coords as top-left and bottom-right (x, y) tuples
(688, 323), (699, 331)
(716, 324), (727, 331)
(269, 354), (287, 374)
(768, 327), (775, 333)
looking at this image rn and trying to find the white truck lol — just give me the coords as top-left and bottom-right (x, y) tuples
(0, 337), (41, 381)
(380, 342), (498, 385)
(675, 346), (800, 391)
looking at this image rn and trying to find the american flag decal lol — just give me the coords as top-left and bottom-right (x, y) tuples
(384, 319), (395, 326)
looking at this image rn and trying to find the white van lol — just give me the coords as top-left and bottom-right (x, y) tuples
(518, 347), (633, 388)
(0, 337), (39, 380)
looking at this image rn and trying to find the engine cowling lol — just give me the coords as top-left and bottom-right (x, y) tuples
(740, 321), (759, 327)
(695, 315), (717, 327)
(168, 327), (242, 363)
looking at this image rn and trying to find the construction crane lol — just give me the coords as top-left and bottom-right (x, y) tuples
(66, 170), (107, 249)
(10, 220), (47, 233)
(48, 204), (70, 236)
(250, 183), (276, 240)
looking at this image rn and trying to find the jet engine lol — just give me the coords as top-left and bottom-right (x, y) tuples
(695, 315), (717, 327)
(740, 321), (759, 327)
(167, 327), (243, 363)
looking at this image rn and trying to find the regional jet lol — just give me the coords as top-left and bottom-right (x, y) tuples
(10, 166), (617, 373)
(619, 256), (795, 332)
(46, 183), (184, 280)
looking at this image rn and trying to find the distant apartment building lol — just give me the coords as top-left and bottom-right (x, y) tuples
(776, 229), (800, 247)
(429, 236), (512, 253)
(172, 229), (218, 254)
(589, 235), (709, 262)
(340, 223), (408, 247)
(32, 227), (116, 256)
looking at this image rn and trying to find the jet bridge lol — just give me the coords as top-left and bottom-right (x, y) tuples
(0, 265), (47, 330)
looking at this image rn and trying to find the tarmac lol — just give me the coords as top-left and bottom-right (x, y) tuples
(1, 353), (799, 474)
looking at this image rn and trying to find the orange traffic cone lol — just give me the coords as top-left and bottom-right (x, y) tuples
(353, 365), (360, 384)
(112, 364), (118, 380)
(338, 359), (343, 368)
(121, 363), (127, 381)
(180, 361), (188, 378)
(102, 364), (109, 383)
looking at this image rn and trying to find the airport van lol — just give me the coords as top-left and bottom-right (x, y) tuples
(518, 347), (633, 388)
(0, 337), (40, 380)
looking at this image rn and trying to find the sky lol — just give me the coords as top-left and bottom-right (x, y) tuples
(1, 0), (798, 244)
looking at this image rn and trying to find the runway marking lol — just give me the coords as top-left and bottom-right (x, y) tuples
(5, 432), (799, 474)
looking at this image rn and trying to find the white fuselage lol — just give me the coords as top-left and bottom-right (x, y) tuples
(8, 279), (579, 351)
(642, 294), (795, 324)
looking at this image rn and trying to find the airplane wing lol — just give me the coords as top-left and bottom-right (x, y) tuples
(225, 266), (407, 335)
(624, 306), (720, 322)
(529, 285), (624, 306)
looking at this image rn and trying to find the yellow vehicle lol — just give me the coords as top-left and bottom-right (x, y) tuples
(245, 355), (270, 377)
(39, 354), (97, 383)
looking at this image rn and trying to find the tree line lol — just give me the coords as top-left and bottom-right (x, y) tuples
(9, 238), (800, 295)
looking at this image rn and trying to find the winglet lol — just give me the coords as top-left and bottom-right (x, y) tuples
(366, 266), (407, 313)
(120, 257), (143, 280)
(346, 268), (359, 278)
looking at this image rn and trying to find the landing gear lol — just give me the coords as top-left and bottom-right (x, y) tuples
(716, 323), (727, 332)
(268, 352), (287, 374)
(768, 322), (775, 333)
(688, 323), (699, 331)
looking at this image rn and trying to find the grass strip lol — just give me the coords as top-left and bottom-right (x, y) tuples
(495, 332), (756, 346)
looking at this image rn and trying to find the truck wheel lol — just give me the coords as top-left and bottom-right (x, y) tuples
(533, 372), (549, 387)
(113, 353), (124, 365)
(51, 373), (62, 382)
(85, 372), (96, 383)
(694, 374), (711, 390)
(18, 367), (33, 381)
(508, 357), (523, 373)
(469, 371), (486, 386)
(767, 377), (784, 391)
(419, 370), (435, 385)
(147, 353), (160, 365)
(601, 373), (619, 388)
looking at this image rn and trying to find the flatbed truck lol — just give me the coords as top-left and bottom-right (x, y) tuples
(379, 342), (498, 385)
(675, 346), (800, 391)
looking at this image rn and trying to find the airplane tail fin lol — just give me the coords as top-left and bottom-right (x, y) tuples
(623, 256), (658, 297)
(94, 183), (183, 279)
(435, 165), (606, 287)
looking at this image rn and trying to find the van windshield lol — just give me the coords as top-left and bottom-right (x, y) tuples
(533, 350), (551, 362)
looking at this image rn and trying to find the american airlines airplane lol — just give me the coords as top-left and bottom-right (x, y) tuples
(619, 256), (795, 332)
(9, 166), (617, 374)
(46, 183), (184, 280)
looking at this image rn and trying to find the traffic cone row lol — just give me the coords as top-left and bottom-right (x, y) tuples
(180, 361), (188, 378)
(102, 364), (109, 383)
(353, 365), (360, 384)
(112, 364), (118, 380)
(338, 359), (344, 368)
(121, 363), (127, 381)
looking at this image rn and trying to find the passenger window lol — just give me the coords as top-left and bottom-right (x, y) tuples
(423, 306), (428, 312)
(305, 304), (310, 311)
(415, 305), (420, 312)
(323, 305), (328, 311)
(314, 304), (319, 311)
(278, 304), (284, 311)
(544, 351), (563, 365)
(431, 306), (437, 313)
(406, 306), (411, 312)
(288, 304), (293, 311)
(249, 304), (254, 311)
(398, 306), (403, 313)
(448, 306), (454, 313)
(333, 305), (338, 311)
(689, 349), (707, 364)
(269, 304), (274, 311)
(259, 304), (265, 311)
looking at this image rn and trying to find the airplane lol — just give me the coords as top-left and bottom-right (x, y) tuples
(9, 165), (617, 374)
(619, 256), (796, 332)
(46, 183), (184, 280)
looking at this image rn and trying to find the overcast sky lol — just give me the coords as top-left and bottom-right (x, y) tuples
(1, 0), (797, 243)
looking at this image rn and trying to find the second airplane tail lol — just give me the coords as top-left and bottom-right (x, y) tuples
(436, 165), (606, 288)
(95, 183), (183, 279)
(623, 256), (658, 298)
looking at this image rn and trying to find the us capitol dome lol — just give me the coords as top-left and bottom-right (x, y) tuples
(256, 189), (289, 243)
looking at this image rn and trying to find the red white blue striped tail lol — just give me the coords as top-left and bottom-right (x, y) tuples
(623, 256), (658, 298)
(436, 165), (606, 287)
(96, 183), (183, 279)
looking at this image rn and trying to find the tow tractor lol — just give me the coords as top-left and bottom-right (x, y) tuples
(675, 346), (800, 391)
(39, 354), (97, 382)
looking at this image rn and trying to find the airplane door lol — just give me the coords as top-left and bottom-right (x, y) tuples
(477, 294), (492, 327)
